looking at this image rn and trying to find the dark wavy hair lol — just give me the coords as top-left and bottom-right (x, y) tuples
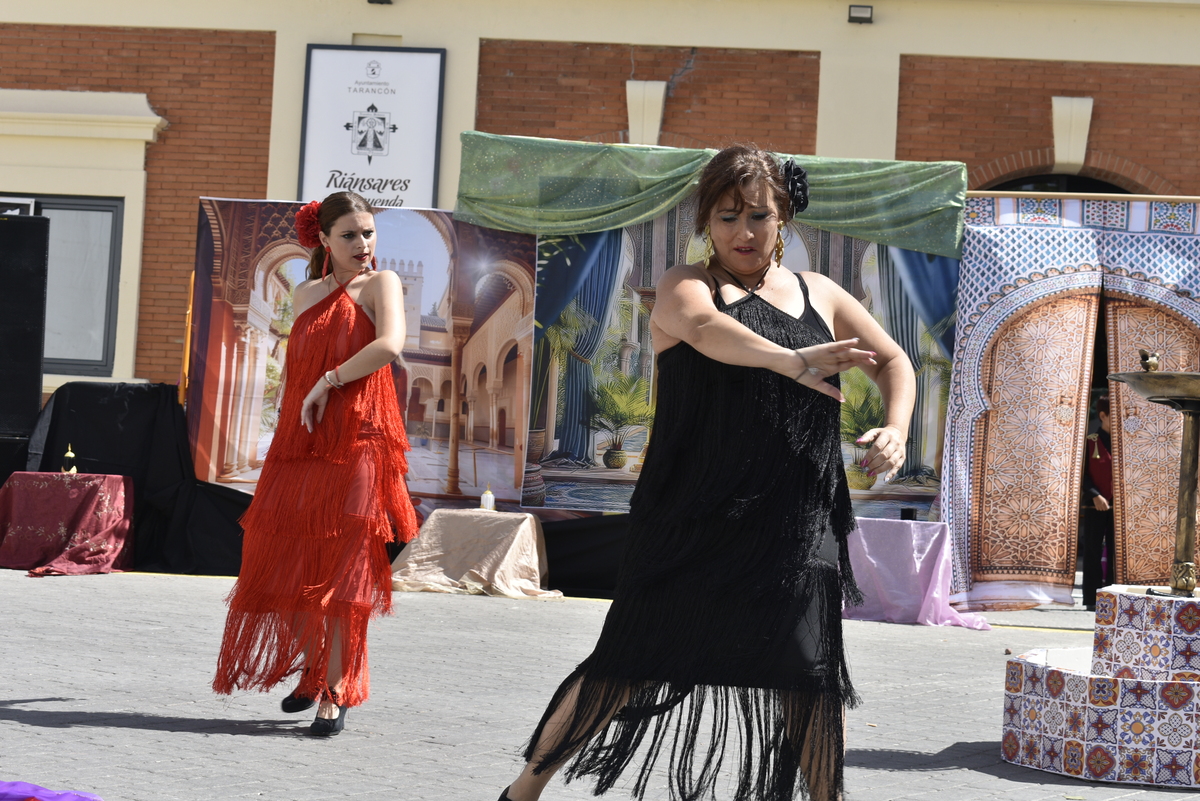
(305, 191), (375, 280)
(693, 145), (792, 235)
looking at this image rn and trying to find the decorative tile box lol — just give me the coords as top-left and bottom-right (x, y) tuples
(1001, 587), (1200, 786)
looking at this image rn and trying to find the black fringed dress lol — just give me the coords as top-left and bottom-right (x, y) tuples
(524, 273), (862, 801)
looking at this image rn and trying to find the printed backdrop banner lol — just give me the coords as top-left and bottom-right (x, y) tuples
(946, 197), (1200, 611)
(185, 197), (953, 526)
(520, 193), (951, 518)
(186, 199), (536, 518)
(299, 45), (445, 207)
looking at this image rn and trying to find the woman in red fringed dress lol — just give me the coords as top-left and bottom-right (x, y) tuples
(214, 191), (418, 736)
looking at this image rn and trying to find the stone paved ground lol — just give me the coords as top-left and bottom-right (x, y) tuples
(2, 571), (1194, 801)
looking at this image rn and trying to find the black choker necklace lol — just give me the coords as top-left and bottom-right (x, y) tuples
(718, 263), (772, 294)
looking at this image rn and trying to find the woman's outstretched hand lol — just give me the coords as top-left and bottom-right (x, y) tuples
(856, 425), (907, 482)
(300, 377), (332, 433)
(792, 338), (877, 401)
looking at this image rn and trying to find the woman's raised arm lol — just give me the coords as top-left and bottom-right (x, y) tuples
(650, 263), (877, 401)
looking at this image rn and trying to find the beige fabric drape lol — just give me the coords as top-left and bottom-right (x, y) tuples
(391, 508), (562, 599)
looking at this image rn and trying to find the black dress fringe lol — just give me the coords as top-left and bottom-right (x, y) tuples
(524, 275), (861, 801)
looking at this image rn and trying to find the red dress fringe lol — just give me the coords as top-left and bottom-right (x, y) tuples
(213, 285), (418, 707)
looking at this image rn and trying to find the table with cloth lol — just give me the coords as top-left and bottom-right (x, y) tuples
(843, 517), (989, 629)
(392, 508), (561, 599)
(0, 472), (134, 576)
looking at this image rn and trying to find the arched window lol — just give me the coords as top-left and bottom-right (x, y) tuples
(988, 174), (1129, 194)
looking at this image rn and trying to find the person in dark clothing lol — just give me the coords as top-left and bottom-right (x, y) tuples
(497, 146), (915, 801)
(1081, 394), (1115, 610)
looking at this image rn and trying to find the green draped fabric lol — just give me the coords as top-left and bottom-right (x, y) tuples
(454, 131), (967, 258)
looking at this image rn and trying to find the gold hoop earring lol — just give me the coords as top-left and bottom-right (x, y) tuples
(702, 225), (714, 267)
(774, 223), (786, 264)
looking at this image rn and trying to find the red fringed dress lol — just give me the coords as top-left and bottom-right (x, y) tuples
(213, 282), (418, 708)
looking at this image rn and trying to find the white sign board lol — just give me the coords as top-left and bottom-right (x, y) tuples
(299, 45), (445, 208)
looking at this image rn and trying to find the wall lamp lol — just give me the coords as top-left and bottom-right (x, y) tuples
(848, 5), (873, 23)
(367, 0), (393, 4)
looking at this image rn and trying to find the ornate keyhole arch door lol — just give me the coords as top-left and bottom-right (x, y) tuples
(1104, 287), (1200, 585)
(967, 283), (1100, 607)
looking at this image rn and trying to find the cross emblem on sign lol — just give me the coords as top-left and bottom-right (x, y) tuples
(344, 104), (399, 164)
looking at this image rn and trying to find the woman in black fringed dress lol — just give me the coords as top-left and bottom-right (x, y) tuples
(501, 145), (916, 801)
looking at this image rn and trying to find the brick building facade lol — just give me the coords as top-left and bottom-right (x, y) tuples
(3, 6), (1200, 389)
(896, 55), (1200, 195)
(0, 23), (274, 384)
(478, 43), (1200, 198)
(476, 40), (819, 155)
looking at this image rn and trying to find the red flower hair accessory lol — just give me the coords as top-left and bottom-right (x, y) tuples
(294, 201), (323, 249)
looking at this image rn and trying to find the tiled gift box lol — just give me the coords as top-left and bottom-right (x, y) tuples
(1001, 588), (1200, 786)
(1090, 590), (1200, 679)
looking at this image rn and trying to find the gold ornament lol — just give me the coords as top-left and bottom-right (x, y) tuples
(62, 443), (77, 474)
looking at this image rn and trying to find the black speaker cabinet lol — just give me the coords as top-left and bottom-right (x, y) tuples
(0, 215), (49, 437)
(0, 434), (27, 486)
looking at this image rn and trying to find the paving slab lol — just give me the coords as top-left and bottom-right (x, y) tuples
(2, 571), (1194, 800)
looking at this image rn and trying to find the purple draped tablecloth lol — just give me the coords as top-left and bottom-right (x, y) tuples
(843, 517), (989, 630)
(0, 472), (133, 577)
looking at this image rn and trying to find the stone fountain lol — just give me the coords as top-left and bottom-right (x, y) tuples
(999, 351), (1200, 787)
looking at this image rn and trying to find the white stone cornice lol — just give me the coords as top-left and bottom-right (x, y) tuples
(0, 89), (166, 142)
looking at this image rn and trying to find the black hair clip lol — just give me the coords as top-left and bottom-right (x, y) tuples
(781, 159), (809, 216)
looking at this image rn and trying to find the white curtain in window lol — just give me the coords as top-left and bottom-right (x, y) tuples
(43, 208), (112, 362)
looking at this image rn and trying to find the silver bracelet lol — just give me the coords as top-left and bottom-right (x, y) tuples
(794, 349), (810, 381)
(323, 370), (345, 389)
(794, 350), (822, 380)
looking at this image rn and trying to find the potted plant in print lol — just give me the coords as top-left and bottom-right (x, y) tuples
(589, 373), (654, 469)
(412, 422), (432, 449)
(840, 367), (886, 489)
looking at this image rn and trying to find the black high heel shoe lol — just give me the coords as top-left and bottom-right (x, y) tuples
(281, 669), (316, 713)
(281, 688), (316, 714)
(308, 689), (347, 737)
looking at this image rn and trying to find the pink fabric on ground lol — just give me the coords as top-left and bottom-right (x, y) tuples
(0, 472), (133, 576)
(0, 781), (103, 801)
(843, 517), (990, 630)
